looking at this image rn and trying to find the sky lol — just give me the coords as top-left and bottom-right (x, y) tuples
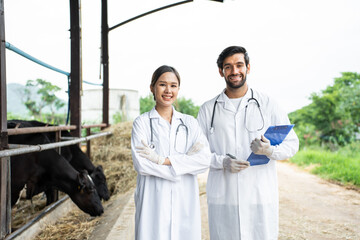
(3, 0), (360, 114)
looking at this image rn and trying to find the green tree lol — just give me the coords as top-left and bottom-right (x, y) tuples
(289, 105), (320, 149)
(290, 72), (360, 148)
(24, 79), (65, 121)
(174, 97), (200, 118)
(140, 94), (155, 114)
(312, 72), (359, 146)
(335, 72), (360, 129)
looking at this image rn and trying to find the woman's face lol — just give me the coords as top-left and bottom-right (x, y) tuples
(151, 72), (179, 108)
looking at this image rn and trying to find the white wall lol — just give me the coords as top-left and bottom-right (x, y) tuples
(81, 89), (139, 124)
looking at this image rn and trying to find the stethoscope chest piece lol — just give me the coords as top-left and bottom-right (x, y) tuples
(210, 127), (214, 134)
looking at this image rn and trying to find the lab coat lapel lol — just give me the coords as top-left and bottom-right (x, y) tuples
(218, 90), (236, 113)
(172, 109), (183, 123)
(149, 107), (168, 128)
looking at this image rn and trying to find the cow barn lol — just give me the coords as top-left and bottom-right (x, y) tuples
(10, 122), (136, 239)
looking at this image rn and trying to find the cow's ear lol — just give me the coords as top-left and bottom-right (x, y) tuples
(95, 165), (104, 174)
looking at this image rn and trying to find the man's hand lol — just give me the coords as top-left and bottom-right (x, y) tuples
(250, 135), (274, 157)
(186, 142), (204, 156)
(136, 139), (166, 165)
(223, 155), (250, 173)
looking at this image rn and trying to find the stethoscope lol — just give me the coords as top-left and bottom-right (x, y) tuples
(149, 112), (189, 153)
(209, 88), (265, 134)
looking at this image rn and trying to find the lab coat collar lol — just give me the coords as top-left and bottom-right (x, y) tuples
(217, 89), (233, 112)
(217, 87), (253, 112)
(148, 107), (159, 119)
(172, 108), (183, 121)
(148, 106), (183, 126)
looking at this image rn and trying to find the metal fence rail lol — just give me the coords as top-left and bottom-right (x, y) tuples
(0, 131), (112, 158)
(8, 125), (76, 136)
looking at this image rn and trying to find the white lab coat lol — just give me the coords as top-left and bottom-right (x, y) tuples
(131, 107), (211, 240)
(197, 88), (299, 240)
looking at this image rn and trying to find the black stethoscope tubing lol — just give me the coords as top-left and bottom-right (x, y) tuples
(149, 113), (188, 152)
(209, 88), (264, 133)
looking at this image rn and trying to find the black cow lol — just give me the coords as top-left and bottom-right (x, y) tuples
(9, 131), (104, 216)
(8, 120), (110, 201)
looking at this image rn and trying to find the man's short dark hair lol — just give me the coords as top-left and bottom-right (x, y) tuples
(216, 46), (250, 69)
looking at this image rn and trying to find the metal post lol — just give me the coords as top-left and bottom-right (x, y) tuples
(101, 0), (109, 129)
(86, 128), (91, 158)
(69, 0), (82, 138)
(0, 157), (11, 239)
(0, 1), (7, 149)
(0, 0), (11, 238)
(53, 130), (62, 202)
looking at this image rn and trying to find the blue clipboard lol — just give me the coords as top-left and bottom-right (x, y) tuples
(247, 124), (294, 166)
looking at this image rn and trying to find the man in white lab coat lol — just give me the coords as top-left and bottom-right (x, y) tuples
(197, 46), (299, 240)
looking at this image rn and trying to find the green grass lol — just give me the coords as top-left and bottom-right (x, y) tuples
(290, 143), (360, 187)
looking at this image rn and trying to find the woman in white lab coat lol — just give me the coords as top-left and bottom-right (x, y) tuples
(131, 65), (211, 240)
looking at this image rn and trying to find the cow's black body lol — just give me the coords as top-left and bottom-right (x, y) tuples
(8, 120), (110, 201)
(8, 130), (104, 216)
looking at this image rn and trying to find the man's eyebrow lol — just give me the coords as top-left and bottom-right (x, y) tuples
(223, 61), (245, 66)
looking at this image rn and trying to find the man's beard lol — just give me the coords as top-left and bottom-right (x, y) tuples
(225, 73), (247, 89)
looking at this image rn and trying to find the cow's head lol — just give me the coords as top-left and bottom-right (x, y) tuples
(71, 170), (104, 216)
(90, 165), (110, 201)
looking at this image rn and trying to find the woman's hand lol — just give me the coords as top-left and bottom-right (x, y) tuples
(136, 139), (166, 165)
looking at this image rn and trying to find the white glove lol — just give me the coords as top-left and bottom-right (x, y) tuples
(250, 135), (274, 157)
(223, 156), (250, 173)
(186, 142), (204, 156)
(135, 139), (166, 165)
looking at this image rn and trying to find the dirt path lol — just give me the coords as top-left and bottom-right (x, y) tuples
(91, 161), (360, 239)
(197, 161), (360, 239)
(277, 161), (360, 239)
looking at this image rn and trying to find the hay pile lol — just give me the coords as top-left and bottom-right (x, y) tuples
(34, 210), (100, 240)
(90, 121), (137, 195)
(12, 194), (48, 230)
(32, 121), (136, 240)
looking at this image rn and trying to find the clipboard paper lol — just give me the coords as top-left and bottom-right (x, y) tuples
(247, 124), (294, 166)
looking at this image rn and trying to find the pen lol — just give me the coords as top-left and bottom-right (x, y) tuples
(226, 153), (236, 159)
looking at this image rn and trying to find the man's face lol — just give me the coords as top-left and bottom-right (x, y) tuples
(219, 53), (250, 89)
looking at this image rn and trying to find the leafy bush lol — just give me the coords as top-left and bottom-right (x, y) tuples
(112, 111), (125, 124)
(290, 144), (360, 186)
